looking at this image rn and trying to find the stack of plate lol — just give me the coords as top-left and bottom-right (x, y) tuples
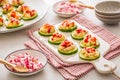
(95, 1), (120, 24)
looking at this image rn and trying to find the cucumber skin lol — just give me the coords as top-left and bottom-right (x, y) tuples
(80, 41), (100, 48)
(71, 34), (84, 40)
(6, 24), (23, 29)
(12, 3), (24, 7)
(58, 48), (78, 55)
(38, 31), (53, 36)
(2, 11), (10, 14)
(79, 52), (100, 61)
(48, 39), (61, 45)
(22, 13), (38, 21)
(59, 25), (77, 32)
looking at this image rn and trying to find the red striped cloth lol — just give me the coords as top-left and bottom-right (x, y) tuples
(24, 14), (120, 80)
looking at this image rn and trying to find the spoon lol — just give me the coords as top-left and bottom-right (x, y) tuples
(69, 0), (94, 9)
(0, 59), (29, 72)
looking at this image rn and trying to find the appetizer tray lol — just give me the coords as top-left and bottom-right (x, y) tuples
(33, 20), (116, 74)
(0, 0), (48, 33)
(33, 20), (110, 63)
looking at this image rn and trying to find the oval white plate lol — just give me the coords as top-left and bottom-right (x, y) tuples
(0, 0), (48, 33)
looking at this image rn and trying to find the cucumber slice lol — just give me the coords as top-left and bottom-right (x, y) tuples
(2, 10), (11, 14)
(12, 0), (24, 7)
(71, 33), (84, 40)
(2, 6), (14, 14)
(48, 37), (65, 45)
(12, 3), (23, 7)
(59, 25), (77, 32)
(71, 29), (87, 40)
(0, 18), (3, 26)
(12, 3), (24, 7)
(38, 31), (53, 36)
(6, 23), (23, 29)
(80, 40), (100, 48)
(0, 0), (8, 6)
(58, 47), (78, 55)
(7, 11), (21, 20)
(79, 49), (100, 61)
(22, 13), (38, 21)
(0, 22), (3, 26)
(48, 39), (61, 45)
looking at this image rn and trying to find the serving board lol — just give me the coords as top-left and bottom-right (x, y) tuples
(33, 20), (116, 74)
(0, 0), (48, 33)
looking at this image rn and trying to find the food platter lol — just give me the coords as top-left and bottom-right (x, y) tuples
(33, 20), (110, 63)
(33, 20), (116, 73)
(0, 0), (48, 33)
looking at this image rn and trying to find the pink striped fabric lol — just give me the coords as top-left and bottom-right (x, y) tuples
(24, 14), (120, 80)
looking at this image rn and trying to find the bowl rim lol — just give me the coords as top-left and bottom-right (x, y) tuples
(96, 14), (120, 22)
(52, 0), (85, 15)
(4, 49), (48, 74)
(95, 10), (120, 16)
(95, 12), (120, 19)
(95, 1), (120, 15)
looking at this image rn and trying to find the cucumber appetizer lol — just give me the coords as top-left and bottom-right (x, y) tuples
(7, 11), (21, 20)
(80, 35), (100, 48)
(0, 16), (4, 26)
(6, 18), (23, 29)
(79, 47), (100, 61)
(17, 5), (30, 13)
(71, 28), (87, 40)
(38, 23), (55, 36)
(59, 20), (77, 32)
(0, 0), (38, 30)
(58, 40), (78, 55)
(0, 0), (8, 6)
(48, 32), (65, 45)
(2, 3), (14, 14)
(12, 0), (24, 7)
(22, 9), (38, 21)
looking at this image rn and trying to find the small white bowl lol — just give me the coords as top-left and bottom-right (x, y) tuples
(52, 1), (85, 18)
(95, 1), (120, 15)
(4, 49), (47, 76)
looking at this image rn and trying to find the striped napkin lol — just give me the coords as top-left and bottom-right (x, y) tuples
(24, 14), (120, 80)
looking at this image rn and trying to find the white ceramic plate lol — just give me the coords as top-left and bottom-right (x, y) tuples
(33, 20), (116, 74)
(5, 49), (47, 76)
(0, 0), (48, 33)
(33, 20), (110, 63)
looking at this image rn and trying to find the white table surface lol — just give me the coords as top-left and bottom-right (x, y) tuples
(0, 0), (120, 80)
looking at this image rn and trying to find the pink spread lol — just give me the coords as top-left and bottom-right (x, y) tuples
(56, 1), (84, 14)
(9, 53), (43, 72)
